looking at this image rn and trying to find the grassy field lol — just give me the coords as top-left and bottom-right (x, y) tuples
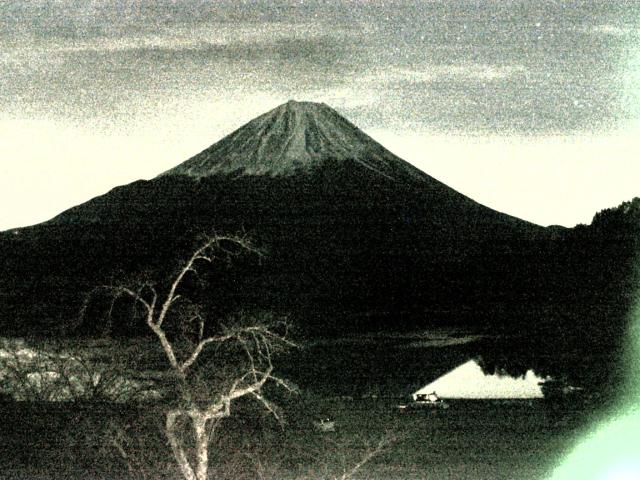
(0, 396), (591, 480)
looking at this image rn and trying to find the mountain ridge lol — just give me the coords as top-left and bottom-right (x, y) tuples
(44, 100), (538, 232)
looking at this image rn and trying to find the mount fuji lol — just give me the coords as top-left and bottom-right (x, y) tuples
(2, 101), (627, 350)
(0, 100), (637, 391)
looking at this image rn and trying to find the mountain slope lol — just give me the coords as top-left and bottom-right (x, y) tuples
(51, 101), (534, 234)
(2, 101), (550, 338)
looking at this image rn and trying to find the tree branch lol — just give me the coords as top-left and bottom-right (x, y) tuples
(179, 334), (232, 373)
(337, 436), (395, 480)
(156, 235), (258, 328)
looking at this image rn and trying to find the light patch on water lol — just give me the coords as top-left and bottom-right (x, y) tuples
(307, 329), (485, 348)
(413, 359), (547, 399)
(403, 335), (485, 348)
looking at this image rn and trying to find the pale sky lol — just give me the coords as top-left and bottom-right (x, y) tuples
(2, 0), (640, 230)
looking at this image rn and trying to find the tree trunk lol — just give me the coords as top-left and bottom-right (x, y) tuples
(193, 414), (209, 480)
(166, 410), (197, 480)
(166, 409), (212, 480)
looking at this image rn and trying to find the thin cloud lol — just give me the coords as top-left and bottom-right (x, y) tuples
(1, 0), (637, 138)
(2, 17), (349, 55)
(385, 64), (528, 83)
(588, 24), (639, 37)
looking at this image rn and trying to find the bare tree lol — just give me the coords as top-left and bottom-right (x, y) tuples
(84, 235), (296, 480)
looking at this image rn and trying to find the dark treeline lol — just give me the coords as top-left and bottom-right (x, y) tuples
(479, 198), (639, 394)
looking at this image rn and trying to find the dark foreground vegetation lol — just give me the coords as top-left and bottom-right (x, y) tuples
(0, 327), (608, 480)
(0, 396), (592, 480)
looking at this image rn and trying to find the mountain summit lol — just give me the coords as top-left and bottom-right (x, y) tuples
(161, 100), (425, 181)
